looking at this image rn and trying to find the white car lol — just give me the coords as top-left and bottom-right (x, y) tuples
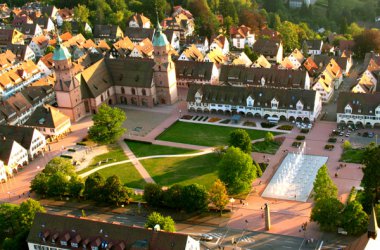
(200, 234), (213, 241)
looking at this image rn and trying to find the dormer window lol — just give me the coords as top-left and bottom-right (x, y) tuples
(296, 101), (303, 111)
(358, 109), (361, 113)
(271, 98), (278, 109)
(345, 105), (352, 114)
(61, 240), (67, 246)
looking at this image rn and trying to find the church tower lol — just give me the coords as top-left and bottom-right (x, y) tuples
(152, 19), (178, 104)
(53, 35), (85, 121)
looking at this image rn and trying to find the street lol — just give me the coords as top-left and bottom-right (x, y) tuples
(42, 203), (321, 250)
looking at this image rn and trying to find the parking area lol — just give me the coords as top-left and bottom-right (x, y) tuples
(332, 125), (378, 147)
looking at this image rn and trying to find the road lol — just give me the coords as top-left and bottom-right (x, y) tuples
(42, 204), (321, 250)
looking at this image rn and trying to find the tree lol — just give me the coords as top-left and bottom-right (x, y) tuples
(347, 22), (364, 37)
(43, 157), (75, 176)
(244, 45), (258, 61)
(17, 199), (46, 230)
(302, 40), (309, 57)
(219, 147), (256, 194)
(102, 175), (131, 205)
(311, 197), (343, 232)
(209, 179), (229, 215)
(84, 172), (105, 200)
(229, 129), (252, 153)
(162, 184), (183, 209)
(312, 165), (338, 202)
(47, 172), (70, 197)
(143, 183), (163, 207)
(30, 173), (49, 196)
(145, 212), (176, 232)
(0, 203), (19, 239)
(88, 104), (126, 144)
(68, 176), (84, 199)
(361, 145), (380, 203)
(353, 29), (380, 59)
(74, 4), (90, 24)
(341, 201), (368, 235)
(265, 132), (274, 142)
(181, 184), (209, 212)
(342, 140), (352, 150)
(45, 45), (55, 55)
(62, 21), (72, 33)
(278, 21), (300, 52)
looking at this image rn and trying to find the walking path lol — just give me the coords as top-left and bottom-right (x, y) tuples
(118, 140), (156, 184)
(79, 148), (214, 179)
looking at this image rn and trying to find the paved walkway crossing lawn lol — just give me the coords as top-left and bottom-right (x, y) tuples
(125, 140), (197, 157)
(94, 162), (147, 189)
(140, 153), (219, 188)
(156, 121), (280, 146)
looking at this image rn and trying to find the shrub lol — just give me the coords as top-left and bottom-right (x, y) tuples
(60, 155), (73, 159)
(76, 142), (86, 146)
(300, 128), (309, 133)
(261, 122), (276, 128)
(277, 125), (293, 131)
(258, 163), (268, 173)
(181, 115), (193, 120)
(328, 137), (337, 143)
(67, 148), (76, 152)
(296, 135), (305, 140)
(325, 144), (335, 150)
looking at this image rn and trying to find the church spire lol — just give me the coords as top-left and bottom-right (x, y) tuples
(153, 11), (169, 47)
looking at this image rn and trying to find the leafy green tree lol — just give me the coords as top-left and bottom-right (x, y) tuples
(74, 4), (90, 24)
(181, 184), (209, 212)
(47, 172), (70, 197)
(17, 199), (46, 230)
(84, 172), (105, 200)
(312, 165), (338, 202)
(30, 173), (49, 196)
(68, 176), (84, 199)
(265, 132), (274, 142)
(0, 203), (19, 239)
(219, 147), (256, 194)
(244, 45), (258, 61)
(62, 21), (72, 33)
(163, 184), (183, 209)
(353, 29), (380, 59)
(102, 175), (131, 205)
(311, 197), (343, 232)
(145, 212), (176, 232)
(342, 140), (352, 150)
(43, 157), (75, 176)
(2, 229), (29, 250)
(362, 145), (380, 203)
(45, 45), (55, 55)
(229, 129), (252, 153)
(341, 201), (368, 235)
(347, 22), (364, 37)
(278, 21), (300, 52)
(88, 104), (126, 144)
(209, 179), (229, 215)
(143, 183), (163, 207)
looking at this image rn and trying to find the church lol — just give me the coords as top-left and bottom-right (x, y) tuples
(53, 21), (178, 121)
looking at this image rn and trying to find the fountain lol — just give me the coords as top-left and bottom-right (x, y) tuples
(262, 142), (328, 202)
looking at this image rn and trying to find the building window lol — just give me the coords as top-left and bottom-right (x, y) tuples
(121, 87), (125, 94)
(345, 108), (352, 114)
(101, 95), (104, 102)
(132, 88), (136, 95)
(142, 89), (146, 96)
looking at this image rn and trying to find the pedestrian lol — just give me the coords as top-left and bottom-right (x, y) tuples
(335, 172), (338, 178)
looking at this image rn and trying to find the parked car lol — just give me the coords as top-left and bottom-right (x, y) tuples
(368, 132), (375, 138)
(339, 132), (344, 136)
(200, 234), (213, 241)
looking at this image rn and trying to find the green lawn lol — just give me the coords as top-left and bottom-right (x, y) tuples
(141, 153), (220, 188)
(93, 163), (147, 189)
(125, 140), (196, 157)
(340, 148), (365, 164)
(252, 140), (282, 154)
(156, 121), (280, 146)
(88, 144), (127, 166)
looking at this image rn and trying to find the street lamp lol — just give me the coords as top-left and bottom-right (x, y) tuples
(229, 198), (235, 212)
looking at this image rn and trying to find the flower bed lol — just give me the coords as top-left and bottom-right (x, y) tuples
(296, 135), (305, 140)
(261, 122), (276, 128)
(324, 144), (335, 151)
(208, 117), (221, 123)
(220, 119), (231, 124)
(243, 121), (256, 127)
(328, 137), (337, 143)
(277, 125), (294, 131)
(292, 141), (302, 148)
(181, 115), (193, 120)
(300, 128), (310, 133)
